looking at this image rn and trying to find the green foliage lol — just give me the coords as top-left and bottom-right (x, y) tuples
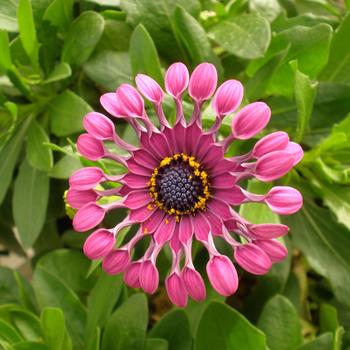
(1, 0), (350, 349)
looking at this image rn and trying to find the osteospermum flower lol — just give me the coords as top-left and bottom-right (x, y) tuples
(67, 62), (303, 307)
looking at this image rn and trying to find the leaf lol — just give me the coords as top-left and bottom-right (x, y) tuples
(172, 6), (221, 70)
(43, 0), (73, 34)
(291, 62), (318, 143)
(149, 309), (192, 350)
(50, 155), (82, 179)
(49, 89), (92, 136)
(102, 294), (148, 350)
(320, 13), (350, 83)
(32, 261), (87, 349)
(12, 160), (49, 248)
(0, 102), (17, 151)
(10, 341), (49, 350)
(61, 11), (104, 67)
(298, 333), (333, 350)
(0, 30), (12, 70)
(209, 14), (271, 59)
(129, 24), (163, 84)
(43, 62), (71, 84)
(195, 302), (267, 350)
(0, 117), (32, 205)
(9, 309), (42, 340)
(85, 274), (124, 346)
(0, 319), (23, 343)
(41, 308), (72, 350)
(0, 0), (18, 32)
(257, 295), (303, 350)
(145, 338), (168, 350)
(84, 51), (132, 91)
(249, 0), (281, 22)
(26, 120), (53, 171)
(283, 193), (350, 307)
(17, 0), (39, 66)
(121, 0), (200, 61)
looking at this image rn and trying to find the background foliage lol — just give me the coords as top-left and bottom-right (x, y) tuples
(0, 0), (350, 349)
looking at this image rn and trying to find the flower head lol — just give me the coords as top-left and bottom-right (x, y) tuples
(67, 62), (303, 307)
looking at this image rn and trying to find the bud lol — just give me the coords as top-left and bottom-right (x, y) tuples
(254, 239), (288, 263)
(165, 62), (189, 98)
(83, 112), (115, 140)
(189, 63), (217, 102)
(83, 229), (115, 260)
(182, 267), (206, 301)
(285, 142), (303, 166)
(73, 202), (105, 232)
(165, 272), (188, 307)
(247, 223), (289, 239)
(139, 260), (159, 294)
(102, 249), (130, 274)
(124, 262), (142, 288)
(266, 186), (303, 215)
(77, 134), (105, 161)
(116, 84), (145, 118)
(69, 167), (104, 190)
(136, 74), (164, 104)
(100, 92), (124, 118)
(66, 188), (98, 209)
(252, 131), (289, 158)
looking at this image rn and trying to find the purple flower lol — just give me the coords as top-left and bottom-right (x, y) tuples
(67, 62), (303, 307)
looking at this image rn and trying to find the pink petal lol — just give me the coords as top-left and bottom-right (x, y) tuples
(136, 74), (164, 104)
(189, 63), (217, 102)
(148, 132), (171, 158)
(210, 159), (237, 177)
(207, 198), (231, 220)
(201, 144), (224, 169)
(214, 186), (245, 206)
(122, 173), (149, 189)
(254, 239), (288, 263)
(165, 62), (189, 98)
(139, 260), (159, 294)
(102, 249), (130, 274)
(252, 131), (289, 158)
(285, 142), (303, 166)
(132, 149), (159, 169)
(234, 243), (272, 275)
(203, 210), (223, 236)
(165, 272), (188, 307)
(116, 83), (144, 118)
(247, 223), (289, 239)
(195, 133), (215, 161)
(73, 202), (105, 232)
(141, 209), (165, 234)
(77, 134), (105, 161)
(170, 224), (182, 253)
(212, 79), (243, 116)
(83, 112), (115, 140)
(206, 255), (238, 296)
(255, 151), (295, 182)
(179, 216), (193, 244)
(100, 92), (124, 118)
(124, 190), (152, 209)
(66, 189), (98, 209)
(185, 122), (202, 154)
(211, 173), (236, 189)
(154, 215), (176, 244)
(69, 167), (104, 190)
(83, 229), (115, 260)
(192, 212), (210, 241)
(172, 122), (187, 153)
(127, 158), (152, 176)
(124, 261), (142, 288)
(129, 204), (156, 222)
(182, 267), (206, 301)
(266, 186), (303, 215)
(232, 102), (271, 140)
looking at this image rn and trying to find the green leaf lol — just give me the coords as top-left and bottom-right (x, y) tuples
(9, 309), (42, 340)
(195, 302), (267, 350)
(0, 0), (18, 32)
(43, 0), (73, 34)
(17, 0), (39, 66)
(298, 333), (333, 350)
(121, 0), (200, 61)
(0, 117), (32, 205)
(320, 13), (350, 83)
(50, 155), (82, 179)
(41, 307), (72, 350)
(49, 89), (92, 136)
(0, 319), (23, 344)
(84, 51), (132, 91)
(257, 295), (302, 350)
(85, 274), (124, 346)
(149, 309), (192, 350)
(0, 102), (17, 151)
(26, 120), (53, 171)
(43, 62), (71, 84)
(10, 341), (49, 350)
(102, 293), (148, 350)
(0, 30), (12, 70)
(129, 24), (163, 84)
(209, 14), (271, 59)
(12, 160), (49, 248)
(62, 11), (104, 67)
(32, 260), (87, 349)
(291, 62), (318, 143)
(145, 338), (168, 350)
(172, 6), (221, 70)
(283, 192), (350, 307)
(249, 0), (281, 22)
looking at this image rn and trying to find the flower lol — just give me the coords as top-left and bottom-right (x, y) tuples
(67, 62), (303, 307)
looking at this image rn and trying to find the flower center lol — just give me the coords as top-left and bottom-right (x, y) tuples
(148, 153), (210, 220)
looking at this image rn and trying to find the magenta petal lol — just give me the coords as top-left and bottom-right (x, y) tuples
(185, 122), (202, 154)
(189, 63), (217, 102)
(124, 190), (152, 210)
(100, 92), (124, 118)
(77, 134), (105, 161)
(210, 159), (237, 176)
(124, 262), (142, 288)
(102, 249), (130, 274)
(203, 210), (223, 236)
(182, 267), (206, 301)
(234, 243), (272, 275)
(170, 224), (182, 253)
(149, 132), (171, 158)
(201, 144), (224, 169)
(206, 255), (238, 296)
(132, 149), (159, 169)
(179, 216), (193, 244)
(172, 122), (187, 153)
(123, 173), (149, 189)
(214, 186), (245, 206)
(116, 84), (144, 118)
(127, 158), (152, 176)
(154, 215), (176, 244)
(66, 189), (98, 209)
(195, 133), (215, 161)
(266, 186), (303, 215)
(129, 204), (156, 222)
(247, 223), (289, 239)
(165, 272), (188, 307)
(285, 142), (304, 166)
(252, 131), (289, 158)
(141, 209), (165, 234)
(207, 198), (231, 220)
(83, 112), (115, 140)
(254, 239), (288, 263)
(192, 212), (210, 241)
(211, 173), (236, 189)
(73, 203), (105, 232)
(140, 260), (159, 294)
(136, 74), (164, 103)
(69, 167), (104, 190)
(83, 229), (115, 260)
(165, 62), (189, 98)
